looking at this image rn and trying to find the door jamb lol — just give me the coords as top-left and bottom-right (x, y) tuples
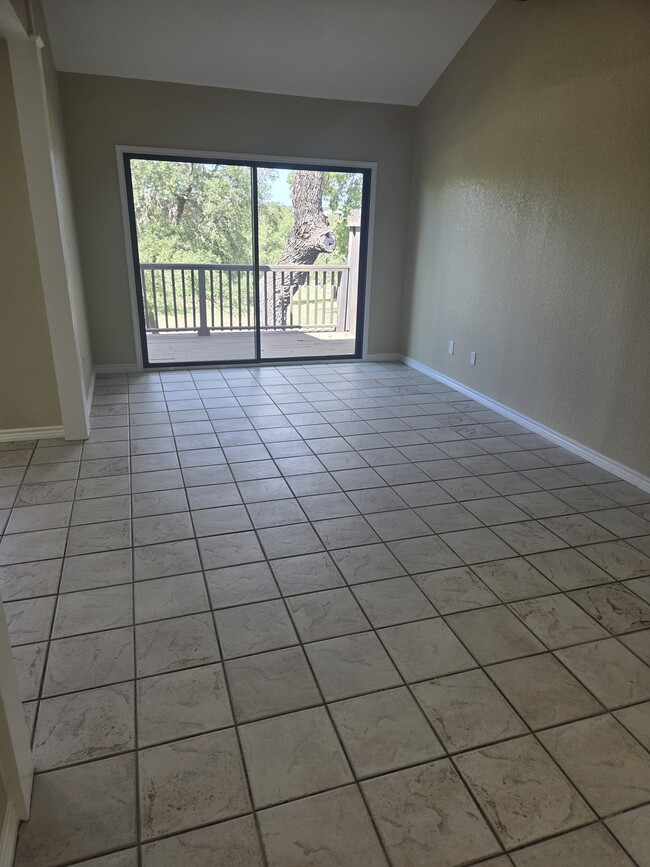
(115, 145), (376, 369)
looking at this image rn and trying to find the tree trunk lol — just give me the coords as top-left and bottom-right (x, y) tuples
(263, 171), (335, 328)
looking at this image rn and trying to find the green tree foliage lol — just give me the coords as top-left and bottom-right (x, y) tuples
(132, 159), (261, 264)
(321, 171), (363, 263)
(130, 159), (362, 267)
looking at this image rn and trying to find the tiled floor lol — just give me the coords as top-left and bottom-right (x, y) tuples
(1, 361), (650, 866)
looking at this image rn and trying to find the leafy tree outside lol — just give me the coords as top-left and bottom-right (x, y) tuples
(130, 159), (362, 329)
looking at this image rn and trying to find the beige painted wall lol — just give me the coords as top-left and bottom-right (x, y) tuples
(58, 74), (415, 364)
(0, 38), (61, 430)
(402, 0), (650, 475)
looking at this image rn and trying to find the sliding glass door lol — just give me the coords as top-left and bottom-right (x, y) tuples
(125, 157), (257, 365)
(123, 154), (370, 367)
(257, 166), (365, 360)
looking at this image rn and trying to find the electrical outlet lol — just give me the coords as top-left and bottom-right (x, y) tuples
(470, 352), (477, 366)
(448, 340), (455, 355)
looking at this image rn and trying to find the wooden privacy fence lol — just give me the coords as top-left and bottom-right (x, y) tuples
(139, 264), (354, 334)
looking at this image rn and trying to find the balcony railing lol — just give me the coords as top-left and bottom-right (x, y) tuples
(140, 263), (355, 335)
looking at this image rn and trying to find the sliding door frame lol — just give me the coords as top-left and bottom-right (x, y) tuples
(117, 146), (375, 369)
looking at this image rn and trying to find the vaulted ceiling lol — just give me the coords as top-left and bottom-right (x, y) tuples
(41, 0), (496, 106)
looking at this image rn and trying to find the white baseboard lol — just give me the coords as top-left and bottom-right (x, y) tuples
(0, 425), (65, 444)
(401, 355), (650, 494)
(94, 363), (140, 375)
(0, 803), (19, 867)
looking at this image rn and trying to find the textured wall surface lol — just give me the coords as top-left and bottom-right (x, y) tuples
(58, 74), (415, 363)
(0, 39), (61, 430)
(402, 0), (650, 474)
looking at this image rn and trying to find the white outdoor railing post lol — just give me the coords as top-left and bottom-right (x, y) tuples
(345, 209), (361, 333)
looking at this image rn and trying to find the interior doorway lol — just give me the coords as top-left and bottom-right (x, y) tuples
(122, 154), (371, 366)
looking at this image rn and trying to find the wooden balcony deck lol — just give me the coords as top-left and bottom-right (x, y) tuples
(146, 329), (356, 363)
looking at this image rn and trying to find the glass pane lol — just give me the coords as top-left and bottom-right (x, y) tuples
(257, 167), (363, 359)
(129, 158), (256, 364)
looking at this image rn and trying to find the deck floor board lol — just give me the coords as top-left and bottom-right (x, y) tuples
(146, 330), (356, 363)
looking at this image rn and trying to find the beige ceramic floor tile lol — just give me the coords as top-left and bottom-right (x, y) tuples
(578, 541), (650, 580)
(472, 557), (557, 601)
(556, 638), (650, 709)
(613, 701), (650, 749)
(137, 663), (233, 747)
(139, 729), (250, 839)
(205, 561), (279, 607)
(487, 653), (603, 729)
(388, 535), (462, 574)
(74, 850), (139, 867)
(330, 543), (405, 584)
(539, 714), (650, 815)
(225, 646), (321, 723)
(305, 632), (401, 700)
(43, 627), (134, 696)
(14, 754), (137, 867)
(541, 514), (615, 546)
(239, 707), (353, 808)
(330, 687), (444, 776)
(446, 605), (545, 664)
(412, 668), (526, 751)
(352, 575), (436, 627)
(4, 596), (56, 646)
(134, 572), (209, 623)
(526, 547), (613, 591)
(12, 365), (650, 866)
(34, 682), (134, 770)
(60, 548), (132, 593)
(259, 786), (388, 867)
(510, 594), (608, 648)
(569, 584), (650, 634)
(214, 599), (298, 658)
(141, 816), (264, 867)
(414, 566), (499, 613)
(12, 641), (47, 701)
(136, 612), (220, 677)
(510, 823), (634, 866)
(270, 551), (344, 594)
(286, 587), (370, 641)
(52, 585), (133, 638)
(362, 759), (501, 867)
(456, 735), (594, 848)
(440, 527), (517, 564)
(606, 804), (650, 867)
(379, 617), (476, 682)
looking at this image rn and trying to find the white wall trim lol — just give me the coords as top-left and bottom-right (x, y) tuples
(360, 164), (376, 361)
(115, 150), (145, 371)
(94, 364), (140, 375)
(0, 602), (33, 824)
(0, 802), (19, 867)
(401, 355), (650, 493)
(7, 36), (89, 440)
(0, 426), (65, 444)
